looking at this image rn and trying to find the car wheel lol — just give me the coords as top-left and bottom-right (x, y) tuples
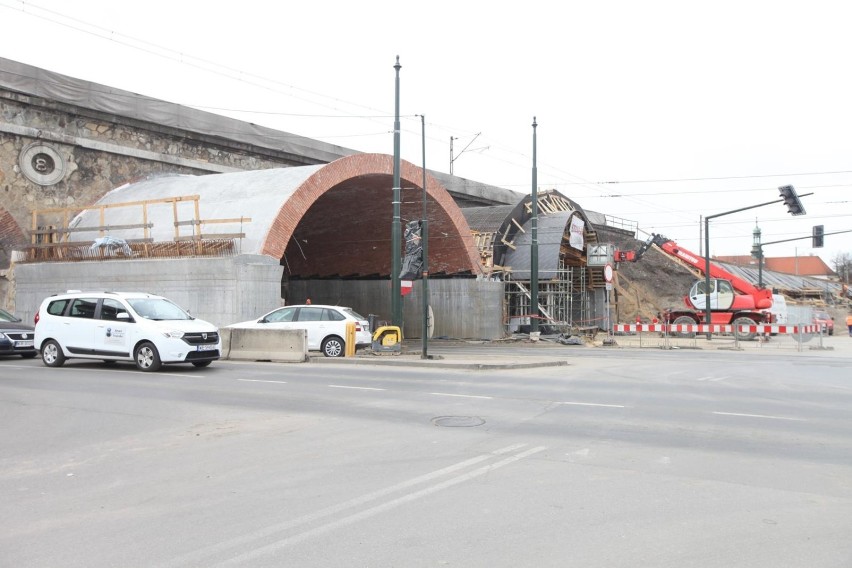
(41, 340), (66, 367)
(134, 342), (162, 372)
(192, 361), (212, 368)
(321, 336), (345, 357)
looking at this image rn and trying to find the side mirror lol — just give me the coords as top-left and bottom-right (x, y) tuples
(116, 312), (131, 321)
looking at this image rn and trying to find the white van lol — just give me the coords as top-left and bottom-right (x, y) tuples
(34, 291), (220, 371)
(767, 294), (788, 325)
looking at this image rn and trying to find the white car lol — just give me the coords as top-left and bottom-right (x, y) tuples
(34, 291), (221, 371)
(228, 304), (371, 357)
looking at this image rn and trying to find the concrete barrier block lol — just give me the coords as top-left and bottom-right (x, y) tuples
(224, 327), (308, 362)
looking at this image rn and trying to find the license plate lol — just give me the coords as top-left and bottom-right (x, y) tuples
(197, 344), (216, 351)
(15, 340), (34, 348)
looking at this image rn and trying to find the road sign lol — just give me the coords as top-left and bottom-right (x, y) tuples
(604, 263), (613, 283)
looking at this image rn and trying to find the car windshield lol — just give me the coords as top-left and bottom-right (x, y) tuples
(814, 312), (830, 320)
(0, 308), (19, 322)
(127, 298), (193, 321)
(343, 308), (366, 320)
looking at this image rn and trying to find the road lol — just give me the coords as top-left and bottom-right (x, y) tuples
(1, 344), (851, 567)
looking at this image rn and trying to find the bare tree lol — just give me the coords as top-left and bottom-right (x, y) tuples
(832, 251), (851, 285)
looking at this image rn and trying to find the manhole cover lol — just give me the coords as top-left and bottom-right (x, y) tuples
(432, 416), (485, 428)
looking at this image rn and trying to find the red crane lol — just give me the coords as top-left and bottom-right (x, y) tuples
(615, 234), (773, 340)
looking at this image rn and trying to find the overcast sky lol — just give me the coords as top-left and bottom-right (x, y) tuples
(2, 0), (850, 272)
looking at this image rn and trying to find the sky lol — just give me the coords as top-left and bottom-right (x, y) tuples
(2, 0), (851, 273)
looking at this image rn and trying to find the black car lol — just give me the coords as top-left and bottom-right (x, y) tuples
(0, 308), (37, 359)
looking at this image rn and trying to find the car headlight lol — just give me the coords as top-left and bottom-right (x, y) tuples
(0, 332), (6, 339)
(162, 330), (185, 338)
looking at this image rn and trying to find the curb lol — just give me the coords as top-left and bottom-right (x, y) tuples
(308, 355), (569, 370)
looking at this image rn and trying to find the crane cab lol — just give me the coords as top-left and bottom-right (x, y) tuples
(688, 279), (735, 310)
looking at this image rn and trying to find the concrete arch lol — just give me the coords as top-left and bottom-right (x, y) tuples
(493, 189), (599, 271)
(264, 153), (482, 278)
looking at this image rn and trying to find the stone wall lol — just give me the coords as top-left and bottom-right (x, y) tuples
(0, 88), (303, 268)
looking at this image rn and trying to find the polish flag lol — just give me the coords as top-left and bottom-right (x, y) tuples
(401, 280), (414, 296)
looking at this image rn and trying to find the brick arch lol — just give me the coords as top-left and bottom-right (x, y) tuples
(261, 153), (482, 277)
(0, 206), (27, 246)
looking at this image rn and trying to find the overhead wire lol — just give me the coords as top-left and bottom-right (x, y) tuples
(3, 0), (850, 260)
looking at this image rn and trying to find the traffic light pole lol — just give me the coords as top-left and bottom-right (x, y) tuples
(755, 228), (852, 287)
(703, 192), (813, 336)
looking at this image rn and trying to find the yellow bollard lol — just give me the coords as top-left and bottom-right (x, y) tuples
(345, 321), (356, 357)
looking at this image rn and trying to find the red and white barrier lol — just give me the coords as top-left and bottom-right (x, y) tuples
(613, 324), (821, 335)
(613, 324), (666, 333)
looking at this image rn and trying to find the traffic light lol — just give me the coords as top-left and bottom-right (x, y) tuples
(812, 225), (824, 248)
(778, 185), (806, 216)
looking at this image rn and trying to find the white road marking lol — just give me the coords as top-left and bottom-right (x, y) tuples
(7, 365), (193, 378)
(429, 392), (493, 400)
(557, 401), (625, 408)
(712, 411), (806, 422)
(236, 379), (287, 384)
(328, 384), (386, 391)
(219, 445), (547, 565)
(157, 444), (536, 568)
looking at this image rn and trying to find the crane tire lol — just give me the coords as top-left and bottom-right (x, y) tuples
(671, 316), (697, 338)
(732, 317), (757, 341)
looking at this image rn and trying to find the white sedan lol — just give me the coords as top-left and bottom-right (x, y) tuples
(228, 304), (372, 357)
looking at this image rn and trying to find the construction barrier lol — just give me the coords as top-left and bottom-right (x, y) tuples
(612, 324), (820, 335)
(610, 323), (829, 352)
(220, 327), (308, 362)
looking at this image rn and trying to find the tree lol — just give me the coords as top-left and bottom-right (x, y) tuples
(832, 251), (851, 285)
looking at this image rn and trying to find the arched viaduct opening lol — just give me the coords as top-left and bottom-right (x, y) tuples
(262, 154), (481, 283)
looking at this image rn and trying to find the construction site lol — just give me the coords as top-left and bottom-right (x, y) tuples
(2, 57), (849, 340)
(596, 225), (850, 333)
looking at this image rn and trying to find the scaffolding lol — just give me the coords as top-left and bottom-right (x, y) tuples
(20, 195), (251, 263)
(504, 259), (593, 334)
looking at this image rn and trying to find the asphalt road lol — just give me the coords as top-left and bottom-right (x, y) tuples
(1, 344), (851, 567)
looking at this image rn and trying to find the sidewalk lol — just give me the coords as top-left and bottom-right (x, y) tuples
(306, 332), (852, 369)
(603, 330), (851, 355)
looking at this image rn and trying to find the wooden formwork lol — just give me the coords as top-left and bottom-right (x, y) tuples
(23, 195), (249, 262)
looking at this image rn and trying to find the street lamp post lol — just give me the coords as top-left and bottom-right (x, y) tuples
(418, 114), (430, 359)
(751, 225), (764, 288)
(530, 117), (539, 334)
(391, 56), (402, 327)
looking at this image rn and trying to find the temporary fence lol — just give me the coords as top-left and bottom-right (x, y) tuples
(610, 323), (826, 351)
